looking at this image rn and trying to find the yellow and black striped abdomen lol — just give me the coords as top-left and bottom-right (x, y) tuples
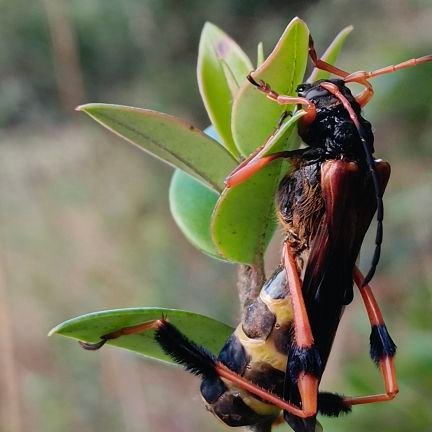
(200, 266), (294, 426)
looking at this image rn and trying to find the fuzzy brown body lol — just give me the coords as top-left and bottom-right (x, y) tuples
(278, 159), (325, 267)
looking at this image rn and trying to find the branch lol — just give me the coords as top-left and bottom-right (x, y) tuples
(236, 259), (265, 312)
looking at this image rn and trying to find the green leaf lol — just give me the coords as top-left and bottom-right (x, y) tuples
(211, 165), (278, 264)
(50, 308), (234, 365)
(214, 17), (309, 263)
(260, 110), (306, 156)
(169, 169), (221, 258)
(197, 22), (253, 158)
(232, 17), (309, 157)
(211, 113), (303, 263)
(257, 42), (264, 67)
(77, 104), (237, 193)
(307, 26), (353, 83)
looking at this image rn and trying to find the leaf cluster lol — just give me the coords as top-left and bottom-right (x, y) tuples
(53, 18), (352, 372)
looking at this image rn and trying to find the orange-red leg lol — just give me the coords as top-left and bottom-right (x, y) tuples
(79, 319), (164, 350)
(308, 34), (378, 108)
(283, 241), (320, 416)
(247, 74), (316, 123)
(319, 82), (361, 128)
(225, 149), (304, 188)
(224, 110), (292, 188)
(308, 34), (350, 79)
(80, 316), (318, 418)
(342, 267), (398, 406)
(213, 363), (313, 418)
(345, 55), (432, 107)
(355, 86), (374, 107)
(224, 75), (316, 188)
(345, 55), (432, 83)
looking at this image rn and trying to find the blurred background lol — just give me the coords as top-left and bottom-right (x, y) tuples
(1, 0), (431, 431)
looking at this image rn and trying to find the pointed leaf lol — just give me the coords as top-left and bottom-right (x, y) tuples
(50, 308), (233, 365)
(212, 165), (279, 264)
(232, 17), (309, 157)
(307, 26), (353, 83)
(211, 113), (303, 263)
(77, 104), (237, 193)
(169, 169), (221, 258)
(197, 22), (253, 158)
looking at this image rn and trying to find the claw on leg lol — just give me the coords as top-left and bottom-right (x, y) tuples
(79, 338), (108, 351)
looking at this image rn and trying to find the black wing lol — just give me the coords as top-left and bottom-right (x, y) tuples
(302, 159), (391, 367)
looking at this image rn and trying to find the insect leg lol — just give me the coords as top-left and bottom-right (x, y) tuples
(354, 86), (375, 108)
(225, 75), (315, 188)
(80, 317), (319, 418)
(247, 74), (317, 122)
(307, 34), (350, 78)
(282, 241), (321, 417)
(307, 34), (375, 107)
(79, 318), (165, 350)
(344, 54), (432, 84)
(345, 55), (432, 107)
(342, 267), (398, 406)
(225, 148), (305, 188)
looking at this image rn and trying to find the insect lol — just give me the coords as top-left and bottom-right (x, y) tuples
(80, 35), (432, 432)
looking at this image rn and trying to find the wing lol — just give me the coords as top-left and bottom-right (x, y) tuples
(302, 159), (391, 366)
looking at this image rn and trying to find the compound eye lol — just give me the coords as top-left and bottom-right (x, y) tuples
(297, 83), (312, 95)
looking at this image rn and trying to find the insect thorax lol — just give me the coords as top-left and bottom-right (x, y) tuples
(298, 79), (375, 160)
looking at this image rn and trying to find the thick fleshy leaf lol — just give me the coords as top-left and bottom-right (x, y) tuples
(77, 104), (237, 193)
(211, 164), (279, 264)
(211, 113), (303, 263)
(169, 169), (221, 258)
(214, 17), (309, 263)
(50, 308), (233, 365)
(197, 22), (253, 158)
(232, 17), (309, 157)
(307, 26), (353, 83)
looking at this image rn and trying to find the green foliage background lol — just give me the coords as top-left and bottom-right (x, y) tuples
(0, 1), (431, 431)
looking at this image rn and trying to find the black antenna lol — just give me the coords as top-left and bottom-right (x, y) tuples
(356, 130), (384, 287)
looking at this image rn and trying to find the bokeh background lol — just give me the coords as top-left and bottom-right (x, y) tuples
(1, 0), (431, 431)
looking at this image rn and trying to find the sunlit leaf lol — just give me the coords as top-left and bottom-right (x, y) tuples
(197, 22), (253, 158)
(232, 17), (309, 157)
(77, 104), (237, 193)
(211, 17), (309, 263)
(50, 308), (233, 365)
(211, 113), (303, 263)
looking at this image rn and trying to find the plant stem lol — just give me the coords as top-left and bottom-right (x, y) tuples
(236, 260), (265, 312)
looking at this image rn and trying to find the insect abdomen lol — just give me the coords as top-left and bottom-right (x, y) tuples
(200, 266), (294, 425)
